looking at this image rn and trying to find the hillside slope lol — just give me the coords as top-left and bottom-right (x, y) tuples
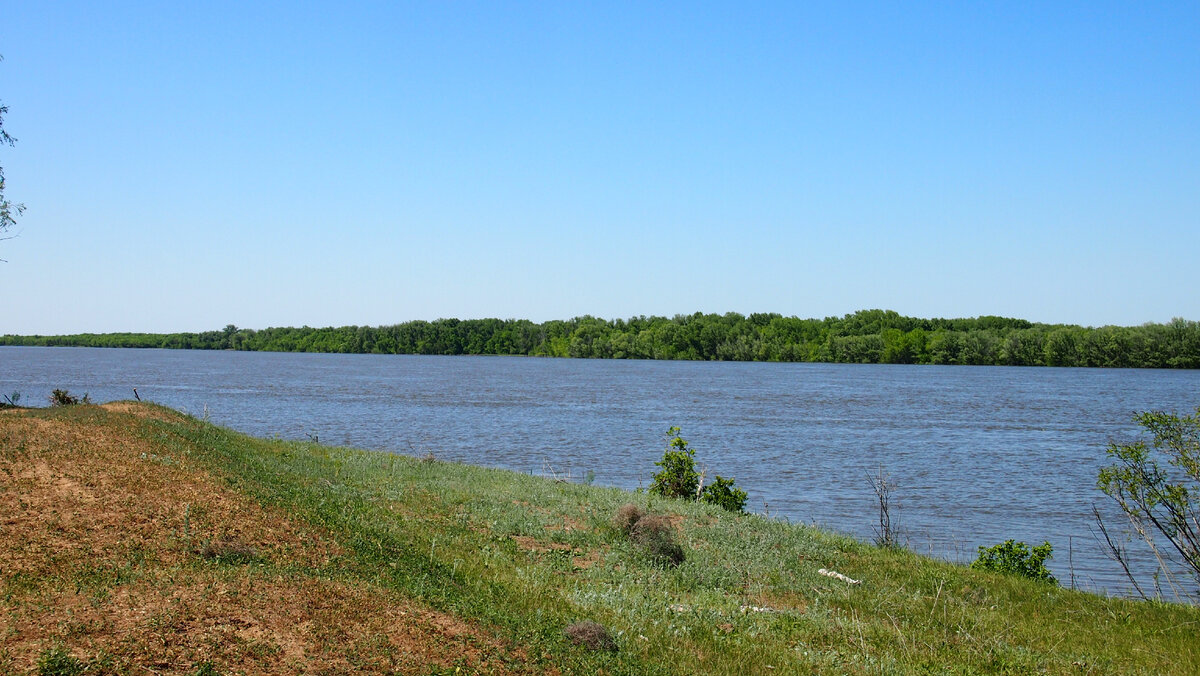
(2, 402), (1198, 674)
(0, 403), (528, 674)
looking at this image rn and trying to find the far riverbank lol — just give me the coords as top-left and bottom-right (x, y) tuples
(5, 309), (1200, 367)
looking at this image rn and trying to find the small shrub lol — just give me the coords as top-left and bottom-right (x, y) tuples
(611, 503), (645, 534)
(36, 646), (85, 676)
(649, 427), (699, 500)
(650, 427), (749, 510)
(49, 389), (88, 407)
(630, 514), (685, 567)
(564, 620), (617, 651)
(700, 475), (747, 512)
(971, 539), (1056, 584)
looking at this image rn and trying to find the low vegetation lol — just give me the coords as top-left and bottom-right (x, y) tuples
(47, 389), (88, 407)
(972, 540), (1057, 585)
(650, 427), (747, 512)
(3, 402), (1200, 674)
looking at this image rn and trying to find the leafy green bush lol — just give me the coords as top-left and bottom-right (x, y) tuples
(700, 475), (748, 513)
(650, 427), (700, 500)
(649, 427), (747, 512)
(971, 539), (1056, 584)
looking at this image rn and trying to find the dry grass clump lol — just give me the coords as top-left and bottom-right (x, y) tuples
(616, 511), (685, 567)
(564, 621), (616, 652)
(611, 503), (645, 534)
(632, 516), (685, 566)
(199, 536), (260, 564)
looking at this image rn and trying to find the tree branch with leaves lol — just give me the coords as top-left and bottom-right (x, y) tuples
(1098, 406), (1200, 597)
(0, 54), (25, 242)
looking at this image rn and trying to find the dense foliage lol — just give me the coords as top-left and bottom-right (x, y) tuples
(649, 427), (701, 500)
(48, 389), (88, 407)
(4, 310), (1200, 368)
(699, 475), (749, 513)
(972, 540), (1057, 584)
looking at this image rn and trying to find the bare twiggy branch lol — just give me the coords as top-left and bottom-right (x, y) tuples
(867, 465), (900, 548)
(1092, 504), (1146, 599)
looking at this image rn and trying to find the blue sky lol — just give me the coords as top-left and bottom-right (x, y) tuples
(2, 2), (1197, 333)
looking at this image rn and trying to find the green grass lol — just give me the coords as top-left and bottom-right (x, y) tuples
(24, 403), (1200, 673)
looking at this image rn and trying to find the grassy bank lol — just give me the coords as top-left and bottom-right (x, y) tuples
(2, 403), (1198, 674)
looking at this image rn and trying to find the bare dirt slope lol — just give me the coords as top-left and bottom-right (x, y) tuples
(0, 403), (523, 674)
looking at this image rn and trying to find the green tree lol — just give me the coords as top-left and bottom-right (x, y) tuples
(0, 55), (25, 240)
(927, 330), (964, 365)
(1001, 328), (1046, 366)
(961, 330), (1000, 365)
(1044, 328), (1081, 367)
(1166, 318), (1200, 369)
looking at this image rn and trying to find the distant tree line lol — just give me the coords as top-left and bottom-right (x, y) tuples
(3, 310), (1199, 368)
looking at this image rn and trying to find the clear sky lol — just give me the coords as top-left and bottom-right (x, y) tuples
(2, 2), (1197, 334)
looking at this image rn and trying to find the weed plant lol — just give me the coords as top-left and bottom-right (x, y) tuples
(628, 514), (686, 567)
(611, 503), (645, 534)
(35, 646), (85, 675)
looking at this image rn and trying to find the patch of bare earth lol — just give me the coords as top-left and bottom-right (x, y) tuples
(0, 404), (525, 674)
(99, 400), (183, 423)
